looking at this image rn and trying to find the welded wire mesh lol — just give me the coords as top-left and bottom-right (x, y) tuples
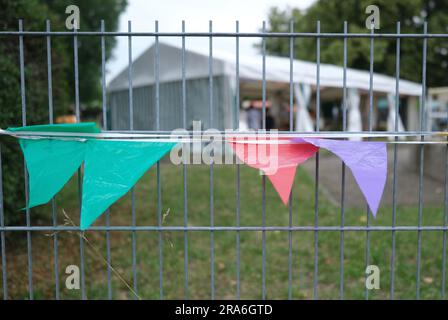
(0, 19), (446, 300)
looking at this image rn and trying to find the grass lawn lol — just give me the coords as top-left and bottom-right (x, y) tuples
(1, 161), (447, 299)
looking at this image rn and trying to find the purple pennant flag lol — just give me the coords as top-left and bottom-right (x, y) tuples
(293, 138), (387, 217)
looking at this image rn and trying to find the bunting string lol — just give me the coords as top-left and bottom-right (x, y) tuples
(0, 122), (443, 230)
(1, 128), (448, 144)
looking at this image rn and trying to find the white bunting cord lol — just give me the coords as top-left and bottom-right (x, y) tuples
(1, 128), (447, 144)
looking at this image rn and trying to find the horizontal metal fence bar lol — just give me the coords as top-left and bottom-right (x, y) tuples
(77, 131), (439, 135)
(1, 226), (448, 232)
(2, 31), (448, 38)
(3, 130), (438, 137)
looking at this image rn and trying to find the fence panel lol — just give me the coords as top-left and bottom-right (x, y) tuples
(0, 19), (447, 300)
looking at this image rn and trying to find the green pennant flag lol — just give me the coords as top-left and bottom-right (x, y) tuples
(80, 140), (176, 230)
(8, 122), (101, 134)
(19, 139), (86, 208)
(7, 123), (176, 230)
(8, 123), (100, 208)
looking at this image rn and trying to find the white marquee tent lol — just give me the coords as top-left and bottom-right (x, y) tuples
(108, 41), (422, 132)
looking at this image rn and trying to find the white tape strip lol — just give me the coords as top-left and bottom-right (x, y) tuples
(1, 128), (447, 144)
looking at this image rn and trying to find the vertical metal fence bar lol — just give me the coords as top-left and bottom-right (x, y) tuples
(443, 133), (448, 299)
(0, 145), (6, 300)
(390, 21), (401, 300)
(262, 21), (267, 130)
(235, 20), (241, 300)
(128, 21), (134, 130)
(365, 25), (374, 300)
(155, 19), (164, 300)
(313, 20), (321, 300)
(73, 30), (80, 122)
(156, 125), (163, 300)
(261, 20), (267, 300)
(46, 19), (60, 300)
(46, 21), (54, 124)
(289, 21), (294, 133)
(416, 21), (428, 300)
(73, 24), (86, 300)
(339, 20), (348, 300)
(101, 20), (107, 130)
(181, 20), (189, 300)
(209, 20), (215, 300)
(155, 20), (160, 129)
(100, 19), (113, 300)
(127, 20), (138, 298)
(287, 19), (294, 301)
(19, 19), (34, 300)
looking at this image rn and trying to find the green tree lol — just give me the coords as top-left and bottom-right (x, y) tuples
(262, 0), (448, 87)
(43, 0), (127, 109)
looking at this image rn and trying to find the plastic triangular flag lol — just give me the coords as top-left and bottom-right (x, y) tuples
(229, 140), (318, 204)
(80, 140), (176, 230)
(8, 123), (100, 208)
(19, 139), (86, 208)
(294, 138), (387, 216)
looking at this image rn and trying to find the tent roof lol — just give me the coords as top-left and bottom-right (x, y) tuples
(108, 41), (422, 96)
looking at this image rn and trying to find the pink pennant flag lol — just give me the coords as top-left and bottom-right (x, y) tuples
(228, 139), (318, 204)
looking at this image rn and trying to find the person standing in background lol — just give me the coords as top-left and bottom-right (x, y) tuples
(266, 109), (275, 130)
(247, 102), (262, 130)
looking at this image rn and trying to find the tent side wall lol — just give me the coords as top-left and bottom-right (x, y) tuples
(108, 75), (234, 131)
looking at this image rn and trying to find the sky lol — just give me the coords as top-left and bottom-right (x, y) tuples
(107, 0), (316, 83)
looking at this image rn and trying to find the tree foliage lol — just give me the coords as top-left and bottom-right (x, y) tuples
(43, 0), (127, 108)
(262, 0), (448, 87)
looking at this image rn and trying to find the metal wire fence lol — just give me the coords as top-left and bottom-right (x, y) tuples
(0, 19), (447, 300)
